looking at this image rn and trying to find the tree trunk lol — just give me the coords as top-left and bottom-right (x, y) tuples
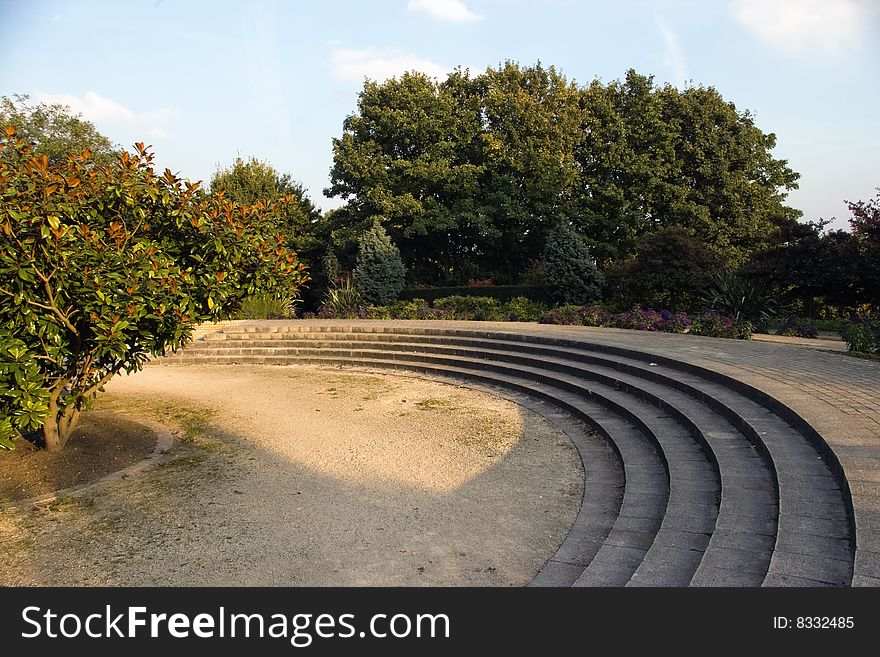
(42, 406), (81, 452)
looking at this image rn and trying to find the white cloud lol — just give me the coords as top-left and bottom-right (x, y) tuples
(34, 90), (179, 139)
(657, 19), (688, 84)
(406, 0), (483, 23)
(330, 47), (448, 83)
(730, 0), (874, 55)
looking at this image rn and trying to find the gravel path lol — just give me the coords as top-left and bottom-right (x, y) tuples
(0, 365), (583, 586)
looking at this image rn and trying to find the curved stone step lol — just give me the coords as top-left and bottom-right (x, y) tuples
(166, 347), (677, 585)
(160, 323), (856, 586)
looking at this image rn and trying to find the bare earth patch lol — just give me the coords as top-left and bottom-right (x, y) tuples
(0, 364), (583, 586)
(0, 413), (157, 503)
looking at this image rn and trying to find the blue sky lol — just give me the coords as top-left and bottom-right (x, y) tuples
(1, 0), (878, 230)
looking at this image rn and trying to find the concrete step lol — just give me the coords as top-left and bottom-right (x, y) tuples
(158, 324), (856, 586)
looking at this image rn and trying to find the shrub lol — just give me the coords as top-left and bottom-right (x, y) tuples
(543, 223), (604, 305)
(432, 295), (501, 321)
(841, 316), (880, 353)
(352, 222), (406, 305)
(0, 130), (309, 451)
(700, 270), (780, 327)
(610, 306), (691, 333)
(503, 296), (546, 322)
(539, 304), (612, 327)
(233, 293), (298, 320)
(691, 312), (753, 339)
(776, 316), (818, 339)
(399, 285), (546, 303)
(323, 279), (363, 315)
(610, 227), (722, 311)
(383, 299), (445, 320)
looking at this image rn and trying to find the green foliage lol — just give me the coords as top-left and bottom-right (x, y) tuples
(503, 296), (546, 321)
(432, 295), (501, 321)
(846, 188), (880, 307)
(543, 223), (604, 305)
(609, 227), (721, 311)
(690, 312), (753, 339)
(310, 295), (546, 323)
(210, 156), (321, 258)
(775, 316), (818, 339)
(323, 279), (363, 314)
(700, 270), (780, 327)
(576, 71), (800, 265)
(233, 292), (297, 320)
(0, 333), (48, 449)
(841, 317), (880, 354)
(745, 219), (864, 316)
(0, 94), (119, 168)
(0, 128), (309, 450)
(327, 65), (800, 283)
(539, 305), (611, 327)
(399, 285), (545, 303)
(352, 222), (406, 305)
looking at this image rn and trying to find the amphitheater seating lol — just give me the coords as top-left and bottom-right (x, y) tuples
(159, 321), (858, 587)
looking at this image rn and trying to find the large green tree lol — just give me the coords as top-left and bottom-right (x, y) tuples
(326, 70), (485, 284)
(576, 71), (800, 266)
(474, 62), (583, 282)
(0, 129), (309, 451)
(326, 64), (801, 283)
(0, 94), (120, 168)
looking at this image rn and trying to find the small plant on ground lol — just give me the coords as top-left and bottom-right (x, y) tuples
(503, 296), (546, 321)
(700, 270), (780, 329)
(233, 292), (298, 320)
(610, 306), (691, 333)
(841, 316), (880, 354)
(322, 278), (364, 316)
(539, 305), (611, 327)
(691, 311), (753, 339)
(432, 295), (502, 321)
(776, 316), (819, 339)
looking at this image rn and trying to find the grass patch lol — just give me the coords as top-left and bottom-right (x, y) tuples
(415, 397), (460, 412)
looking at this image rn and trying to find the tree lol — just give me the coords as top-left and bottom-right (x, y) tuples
(543, 223), (604, 305)
(352, 221), (406, 305)
(210, 156), (321, 257)
(745, 219), (864, 316)
(607, 227), (721, 311)
(326, 63), (583, 285)
(576, 71), (800, 266)
(326, 70), (486, 285)
(474, 62), (584, 282)
(0, 94), (119, 167)
(847, 188), (880, 306)
(327, 65), (801, 280)
(0, 128), (309, 451)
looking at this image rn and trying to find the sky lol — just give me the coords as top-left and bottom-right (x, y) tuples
(1, 0), (878, 230)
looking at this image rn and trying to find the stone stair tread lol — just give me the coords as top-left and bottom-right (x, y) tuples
(159, 324), (859, 587)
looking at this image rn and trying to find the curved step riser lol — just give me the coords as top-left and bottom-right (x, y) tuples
(164, 325), (856, 586)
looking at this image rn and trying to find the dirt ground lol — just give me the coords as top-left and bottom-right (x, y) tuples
(0, 414), (157, 503)
(0, 364), (583, 586)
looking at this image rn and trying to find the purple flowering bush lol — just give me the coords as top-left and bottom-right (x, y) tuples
(690, 311), (753, 339)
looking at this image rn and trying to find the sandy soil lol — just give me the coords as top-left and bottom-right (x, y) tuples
(0, 364), (583, 586)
